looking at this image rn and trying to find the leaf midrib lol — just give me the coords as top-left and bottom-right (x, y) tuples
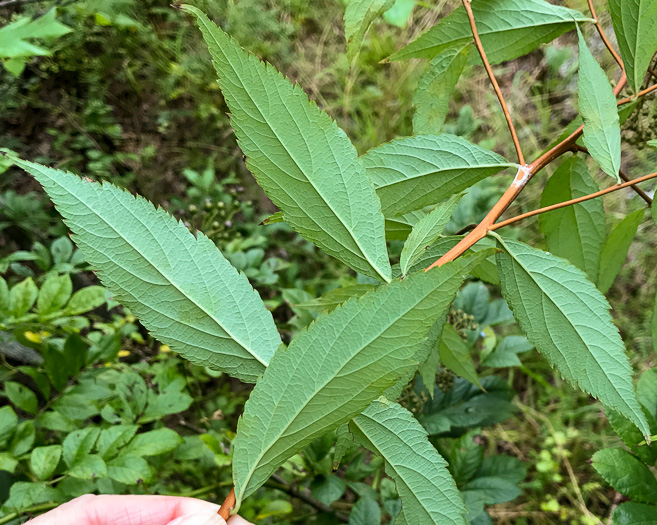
(196, 15), (390, 283)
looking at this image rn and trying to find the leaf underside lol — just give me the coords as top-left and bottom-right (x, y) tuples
(232, 256), (482, 508)
(495, 238), (650, 437)
(344, 0), (395, 61)
(13, 157), (280, 384)
(351, 399), (467, 525)
(362, 134), (515, 217)
(183, 5), (391, 283)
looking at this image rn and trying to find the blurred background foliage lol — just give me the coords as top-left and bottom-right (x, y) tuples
(0, 0), (656, 523)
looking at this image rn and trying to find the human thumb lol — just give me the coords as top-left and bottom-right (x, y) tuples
(167, 511), (226, 525)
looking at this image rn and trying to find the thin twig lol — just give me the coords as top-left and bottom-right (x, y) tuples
(571, 144), (652, 205)
(426, 72), (629, 271)
(587, 0), (624, 70)
(490, 171), (657, 230)
(217, 488), (236, 520)
(461, 0), (525, 165)
(618, 82), (657, 106)
(267, 474), (350, 523)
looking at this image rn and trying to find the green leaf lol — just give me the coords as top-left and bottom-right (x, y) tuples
(606, 409), (657, 465)
(1, 481), (61, 513)
(385, 210), (426, 241)
(349, 497), (381, 525)
(107, 454), (152, 484)
(0, 8), (71, 60)
(183, 6), (391, 283)
(637, 368), (657, 421)
(648, 139), (657, 151)
(351, 398), (466, 525)
(65, 286), (106, 315)
(598, 209), (644, 294)
(293, 285), (375, 314)
(612, 502), (657, 524)
(400, 195), (462, 277)
(310, 475), (346, 506)
(344, 0), (395, 61)
(30, 445), (62, 481)
(8, 277), (38, 317)
(67, 454), (107, 480)
(362, 134), (515, 217)
(10, 421), (35, 457)
(383, 0), (417, 27)
(123, 428), (182, 457)
(413, 45), (471, 135)
(11, 157), (280, 384)
(389, 0), (591, 64)
(63, 427), (101, 468)
(494, 236), (650, 437)
(608, 0), (657, 91)
(96, 425), (139, 460)
(37, 274), (72, 316)
(0, 452), (18, 473)
(577, 27), (622, 182)
(438, 324), (481, 389)
(4, 381), (38, 414)
(481, 335), (532, 368)
(0, 405), (18, 446)
(593, 448), (657, 503)
(538, 157), (605, 282)
(0, 276), (9, 314)
(232, 256), (480, 508)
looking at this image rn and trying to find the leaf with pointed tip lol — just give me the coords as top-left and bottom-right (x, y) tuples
(362, 134), (515, 217)
(385, 210), (426, 241)
(11, 157), (280, 384)
(609, 0), (657, 91)
(494, 237), (650, 438)
(344, 0), (395, 61)
(413, 44), (471, 135)
(592, 448), (657, 503)
(577, 27), (622, 182)
(232, 256), (483, 508)
(183, 6), (391, 282)
(389, 0), (591, 64)
(400, 195), (462, 276)
(538, 157), (605, 282)
(598, 209), (644, 294)
(350, 398), (466, 525)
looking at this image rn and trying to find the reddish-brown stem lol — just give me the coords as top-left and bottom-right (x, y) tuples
(490, 171), (657, 230)
(426, 73), (628, 271)
(218, 488), (236, 520)
(587, 0), (624, 70)
(461, 0), (525, 165)
(618, 82), (657, 106)
(571, 144), (653, 205)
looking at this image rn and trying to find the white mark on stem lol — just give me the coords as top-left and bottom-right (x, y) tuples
(512, 165), (531, 188)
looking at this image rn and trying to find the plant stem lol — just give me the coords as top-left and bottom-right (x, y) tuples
(587, 0), (624, 70)
(617, 82), (657, 105)
(571, 144), (652, 205)
(0, 502), (58, 524)
(426, 71), (629, 271)
(217, 487), (236, 520)
(460, 0), (525, 165)
(490, 170), (657, 230)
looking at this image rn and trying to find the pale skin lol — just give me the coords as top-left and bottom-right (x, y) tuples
(29, 495), (253, 525)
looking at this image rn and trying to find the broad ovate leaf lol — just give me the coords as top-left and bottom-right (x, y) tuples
(598, 209), (644, 294)
(232, 256), (480, 508)
(609, 0), (657, 91)
(12, 157), (280, 384)
(413, 44), (471, 135)
(344, 0), (395, 61)
(494, 236), (650, 438)
(592, 448), (657, 503)
(400, 194), (462, 276)
(184, 6), (391, 283)
(350, 398), (466, 525)
(389, 0), (591, 64)
(538, 156), (605, 282)
(362, 134), (515, 217)
(577, 27), (622, 182)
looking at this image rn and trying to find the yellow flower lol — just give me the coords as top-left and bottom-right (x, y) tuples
(117, 350), (131, 358)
